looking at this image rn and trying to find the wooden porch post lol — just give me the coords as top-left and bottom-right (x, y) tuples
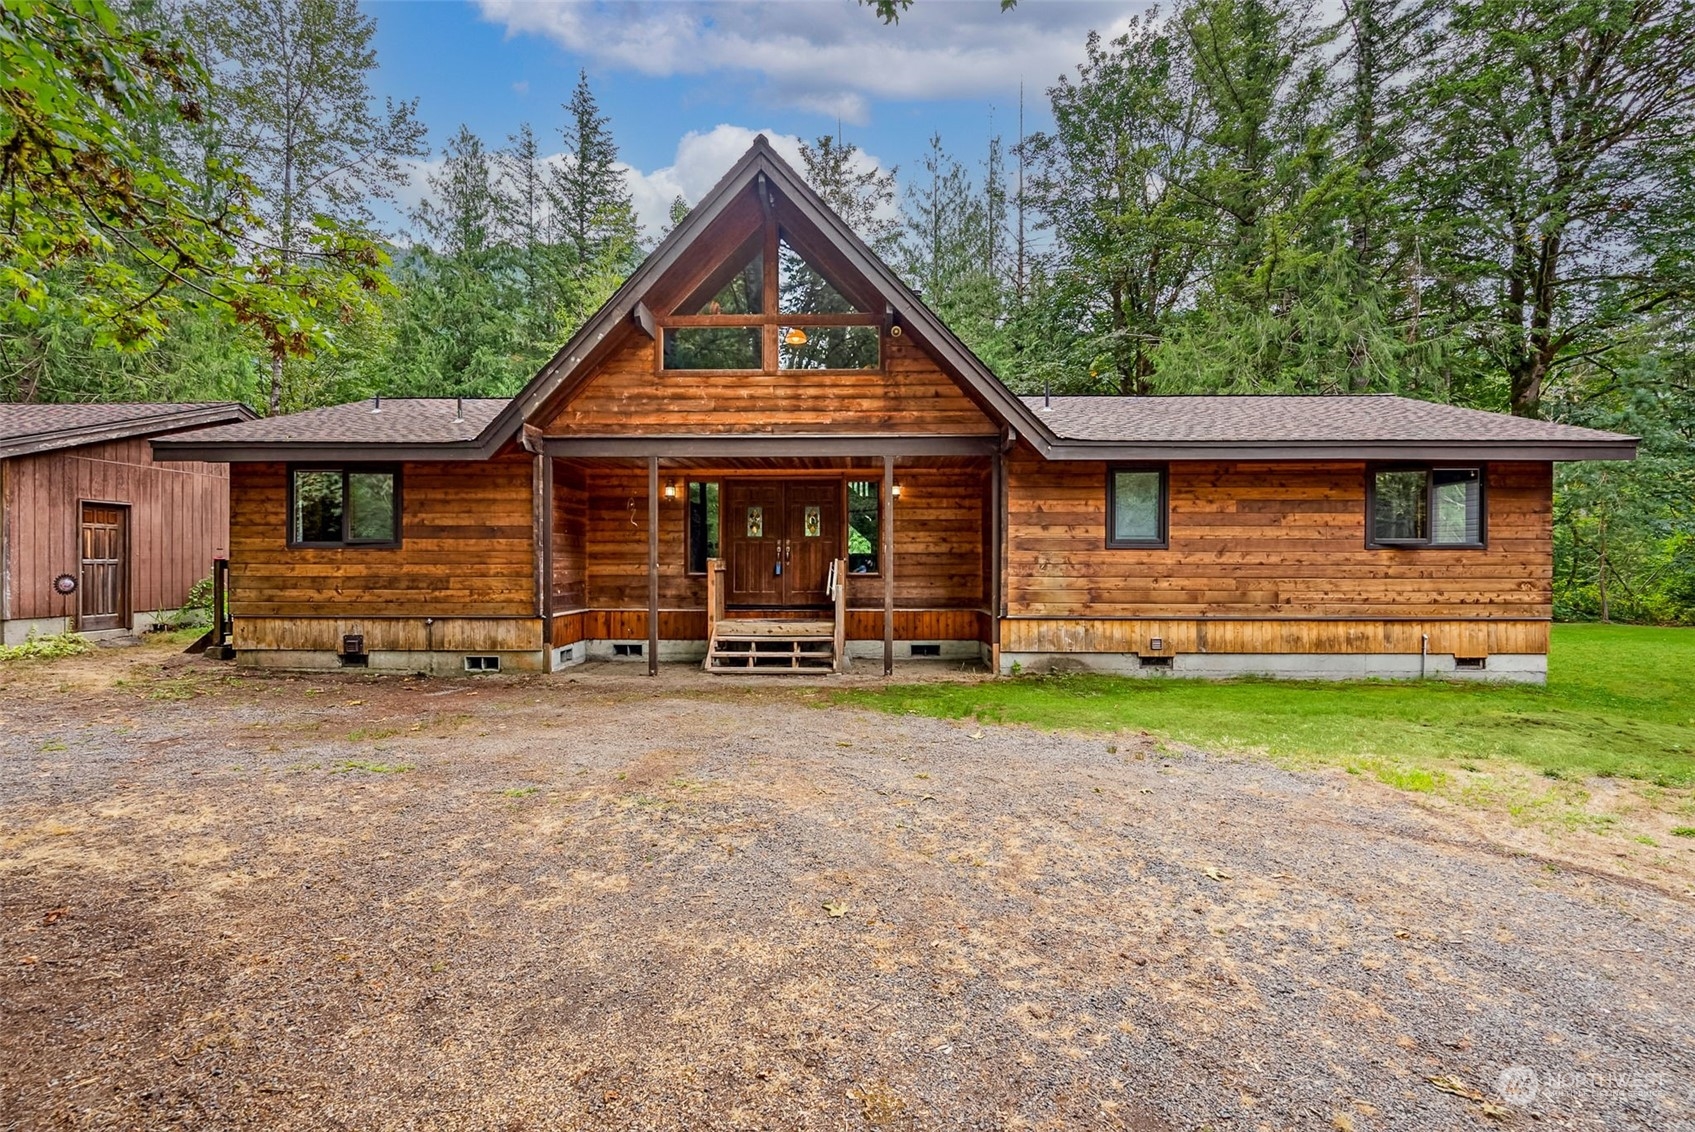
(990, 445), (1003, 675)
(536, 453), (555, 670)
(648, 455), (660, 677)
(882, 455), (894, 676)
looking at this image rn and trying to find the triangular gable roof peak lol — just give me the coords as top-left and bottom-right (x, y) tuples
(486, 136), (1055, 452)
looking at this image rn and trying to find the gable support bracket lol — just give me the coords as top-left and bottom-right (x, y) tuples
(631, 302), (655, 340)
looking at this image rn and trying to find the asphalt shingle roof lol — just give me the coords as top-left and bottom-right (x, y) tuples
(0, 401), (253, 459)
(159, 398), (508, 447)
(1021, 395), (1631, 445)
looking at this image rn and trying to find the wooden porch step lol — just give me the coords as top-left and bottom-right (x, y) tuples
(711, 618), (833, 639)
(703, 562), (848, 675)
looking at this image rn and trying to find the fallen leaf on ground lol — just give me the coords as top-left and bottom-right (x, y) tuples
(1426, 1075), (1483, 1101)
(41, 907), (69, 926)
(823, 901), (848, 918)
(16, 955), (39, 966)
(1481, 1101), (1510, 1120)
(1203, 867), (1233, 881)
(968, 731), (984, 740)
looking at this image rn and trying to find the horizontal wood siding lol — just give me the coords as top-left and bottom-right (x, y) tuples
(229, 457), (536, 618)
(844, 464), (988, 611)
(1007, 450), (1552, 621)
(234, 616), (543, 653)
(1003, 450), (1552, 655)
(553, 462), (588, 610)
(542, 334), (998, 437)
(1002, 618), (1549, 657)
(3, 438), (230, 623)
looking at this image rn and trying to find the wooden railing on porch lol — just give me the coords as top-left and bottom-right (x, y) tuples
(705, 557), (726, 649)
(827, 556), (848, 674)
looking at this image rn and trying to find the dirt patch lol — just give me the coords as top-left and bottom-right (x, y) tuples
(1, 651), (1691, 1130)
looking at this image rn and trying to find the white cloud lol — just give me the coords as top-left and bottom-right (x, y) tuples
(512, 79), (530, 95)
(476, 0), (1151, 122)
(392, 123), (894, 245)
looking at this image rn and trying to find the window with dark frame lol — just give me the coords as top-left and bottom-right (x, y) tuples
(847, 480), (880, 573)
(1106, 466), (1168, 548)
(686, 481), (721, 574)
(289, 467), (400, 547)
(1369, 466), (1484, 547)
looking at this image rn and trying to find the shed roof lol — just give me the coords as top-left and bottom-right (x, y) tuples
(0, 401), (255, 460)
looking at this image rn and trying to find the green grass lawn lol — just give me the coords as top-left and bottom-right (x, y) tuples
(835, 624), (1695, 789)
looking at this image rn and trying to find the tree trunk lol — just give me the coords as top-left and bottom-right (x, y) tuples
(269, 354), (284, 416)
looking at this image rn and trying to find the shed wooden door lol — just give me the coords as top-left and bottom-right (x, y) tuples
(723, 481), (842, 607)
(79, 503), (129, 632)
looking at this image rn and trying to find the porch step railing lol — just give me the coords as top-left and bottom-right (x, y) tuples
(703, 557), (849, 674)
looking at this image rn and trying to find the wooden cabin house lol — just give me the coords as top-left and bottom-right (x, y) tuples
(155, 139), (1635, 682)
(1, 402), (253, 644)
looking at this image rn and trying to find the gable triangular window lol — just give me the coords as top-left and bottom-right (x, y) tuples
(778, 234), (866, 315)
(680, 240), (764, 316)
(658, 206), (879, 372)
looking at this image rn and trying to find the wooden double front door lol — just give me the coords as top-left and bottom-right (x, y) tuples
(724, 480), (842, 607)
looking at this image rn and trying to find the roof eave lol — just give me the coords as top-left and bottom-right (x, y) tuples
(1043, 439), (1641, 462)
(148, 437), (501, 463)
(1, 404), (256, 460)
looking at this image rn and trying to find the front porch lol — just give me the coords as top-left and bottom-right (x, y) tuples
(538, 447), (1003, 676)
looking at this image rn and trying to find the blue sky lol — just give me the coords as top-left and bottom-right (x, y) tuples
(362, 0), (1150, 238)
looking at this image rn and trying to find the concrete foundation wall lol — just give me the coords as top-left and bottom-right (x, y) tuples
(235, 649), (547, 676)
(999, 651), (1547, 684)
(843, 639), (981, 663)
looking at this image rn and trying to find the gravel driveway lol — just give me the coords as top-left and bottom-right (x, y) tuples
(1, 653), (1691, 1131)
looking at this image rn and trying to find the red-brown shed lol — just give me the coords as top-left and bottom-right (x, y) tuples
(1, 402), (254, 643)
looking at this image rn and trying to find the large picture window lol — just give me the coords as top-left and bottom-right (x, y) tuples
(1368, 466), (1484, 547)
(289, 467), (400, 547)
(1106, 466), (1168, 548)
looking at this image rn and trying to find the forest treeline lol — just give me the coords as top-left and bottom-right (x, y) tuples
(2, 0), (1693, 623)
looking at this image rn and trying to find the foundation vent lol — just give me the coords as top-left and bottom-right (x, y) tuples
(1454, 656), (1487, 670)
(1139, 655), (1174, 669)
(464, 655), (500, 673)
(909, 643), (942, 658)
(612, 643), (644, 658)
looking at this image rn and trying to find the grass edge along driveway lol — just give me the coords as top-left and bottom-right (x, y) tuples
(834, 624), (1695, 835)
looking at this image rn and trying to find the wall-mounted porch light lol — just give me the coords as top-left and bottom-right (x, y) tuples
(891, 483), (903, 499)
(663, 481), (679, 501)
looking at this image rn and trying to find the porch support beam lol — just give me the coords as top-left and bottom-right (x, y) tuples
(647, 455), (659, 677)
(541, 435), (998, 459)
(883, 454), (894, 676)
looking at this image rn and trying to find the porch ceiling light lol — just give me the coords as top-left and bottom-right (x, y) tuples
(783, 327), (808, 346)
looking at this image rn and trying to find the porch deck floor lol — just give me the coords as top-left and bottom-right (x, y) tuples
(713, 618), (834, 639)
